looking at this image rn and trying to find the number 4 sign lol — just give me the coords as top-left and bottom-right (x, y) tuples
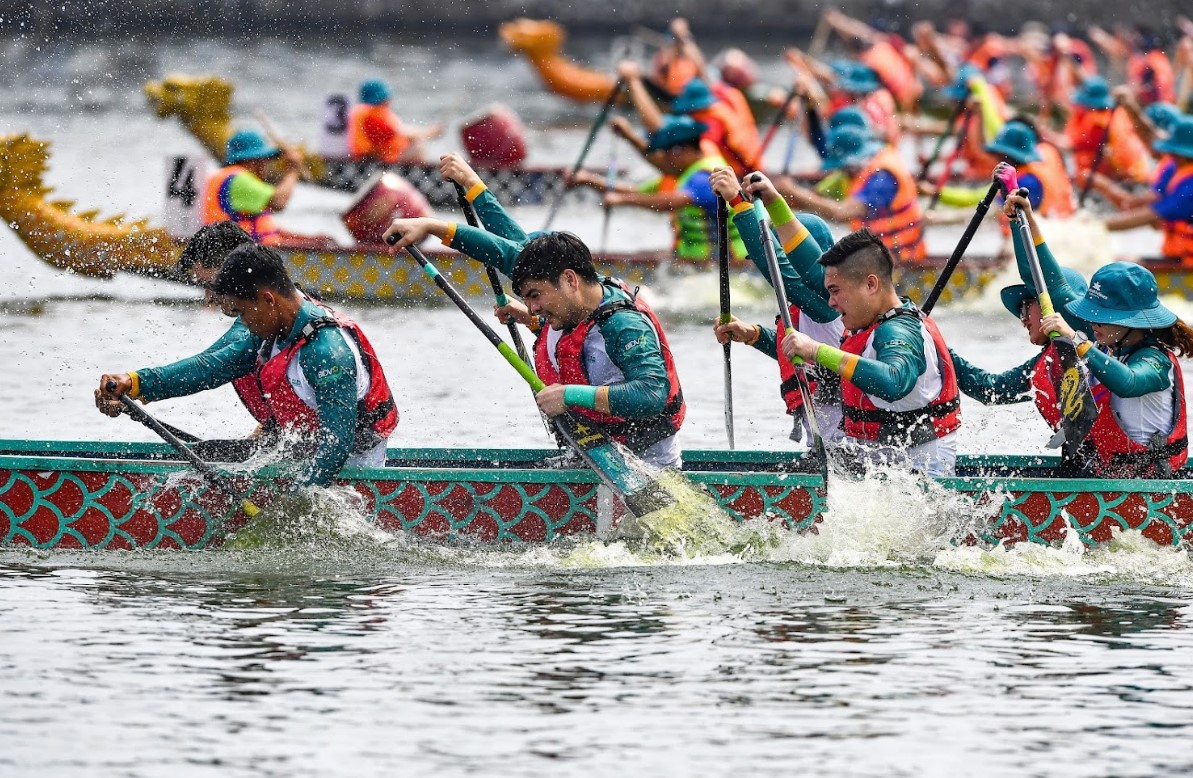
(162, 155), (209, 239)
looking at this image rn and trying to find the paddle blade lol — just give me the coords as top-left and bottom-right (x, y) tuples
(1045, 337), (1099, 456)
(552, 410), (676, 517)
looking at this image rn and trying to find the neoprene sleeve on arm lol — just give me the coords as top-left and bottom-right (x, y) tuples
(446, 224), (524, 278)
(1010, 228), (1092, 335)
(751, 325), (779, 361)
(843, 315), (928, 402)
(601, 312), (672, 418)
(1084, 346), (1173, 397)
(470, 187), (530, 244)
(950, 348), (1036, 404)
(136, 331), (260, 402)
(730, 202), (838, 322)
(298, 330), (361, 487)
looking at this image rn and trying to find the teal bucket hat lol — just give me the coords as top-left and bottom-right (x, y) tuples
(671, 78), (717, 113)
(225, 129), (279, 164)
(796, 213), (834, 253)
(1000, 267), (1089, 318)
(1065, 262), (1177, 329)
(1073, 76), (1114, 110)
(1144, 102), (1182, 135)
(360, 79), (391, 105)
(1154, 116), (1193, 159)
(831, 60), (881, 95)
(827, 106), (871, 133)
(645, 115), (708, 152)
(822, 125), (883, 171)
(985, 121), (1041, 165)
(942, 63), (982, 101)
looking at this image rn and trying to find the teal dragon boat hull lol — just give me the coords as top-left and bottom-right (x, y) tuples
(1, 441), (1190, 551)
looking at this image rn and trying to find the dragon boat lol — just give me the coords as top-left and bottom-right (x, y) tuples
(0, 132), (1008, 305)
(1, 439), (1190, 551)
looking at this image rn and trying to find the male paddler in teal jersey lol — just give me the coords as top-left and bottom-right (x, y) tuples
(95, 244), (398, 487)
(780, 229), (962, 476)
(385, 222), (686, 469)
(569, 114), (747, 263)
(707, 167), (848, 444)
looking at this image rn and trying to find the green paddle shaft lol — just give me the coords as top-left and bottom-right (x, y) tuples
(747, 183), (828, 478)
(109, 384), (260, 518)
(393, 238), (673, 516)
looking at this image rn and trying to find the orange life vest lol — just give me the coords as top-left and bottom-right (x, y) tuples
(1066, 108), (1151, 185)
(1127, 50), (1175, 106)
(959, 89), (1012, 179)
(1085, 348), (1187, 477)
(860, 38), (922, 111)
(691, 100), (762, 176)
(347, 103), (408, 164)
(1022, 150), (1076, 218)
(1159, 161), (1193, 264)
(848, 146), (927, 264)
(839, 307), (961, 444)
(202, 165), (281, 245)
(533, 280), (686, 452)
(775, 306), (842, 415)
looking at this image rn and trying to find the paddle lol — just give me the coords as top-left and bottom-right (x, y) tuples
(917, 97), (968, 182)
(1002, 179), (1100, 460)
(747, 181), (828, 480)
(598, 132), (622, 256)
(928, 106), (974, 211)
(716, 198), (735, 449)
(750, 84), (800, 170)
(391, 238), (674, 517)
(253, 108), (314, 182)
(108, 382), (260, 518)
(920, 177), (1002, 314)
(1077, 105), (1115, 208)
(542, 78), (625, 231)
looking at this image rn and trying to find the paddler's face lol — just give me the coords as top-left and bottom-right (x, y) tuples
(519, 271), (584, 330)
(192, 265), (236, 316)
(1020, 299), (1047, 346)
(225, 290), (284, 339)
(1091, 322), (1131, 347)
(824, 266), (880, 330)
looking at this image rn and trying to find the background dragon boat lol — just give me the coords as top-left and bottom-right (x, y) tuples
(1, 439), (1191, 551)
(0, 132), (1008, 305)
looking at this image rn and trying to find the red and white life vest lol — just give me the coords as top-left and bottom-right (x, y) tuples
(234, 307), (398, 448)
(839, 307), (961, 444)
(533, 280), (685, 451)
(1085, 348), (1188, 477)
(775, 304), (842, 414)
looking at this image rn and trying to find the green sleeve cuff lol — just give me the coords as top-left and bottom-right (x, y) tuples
(814, 344), (847, 373)
(765, 197), (795, 226)
(563, 385), (598, 410)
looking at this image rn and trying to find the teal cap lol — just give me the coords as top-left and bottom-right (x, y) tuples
(360, 79), (391, 105)
(1065, 262), (1177, 329)
(822, 125), (883, 171)
(827, 106), (871, 134)
(831, 60), (881, 95)
(1154, 115), (1193, 159)
(943, 63), (982, 100)
(646, 115), (707, 153)
(985, 122), (1042, 165)
(1144, 102), (1182, 135)
(225, 129), (278, 164)
(1000, 267), (1089, 318)
(1073, 76), (1114, 110)
(671, 78), (717, 113)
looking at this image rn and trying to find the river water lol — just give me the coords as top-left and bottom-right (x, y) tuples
(2, 34), (1193, 776)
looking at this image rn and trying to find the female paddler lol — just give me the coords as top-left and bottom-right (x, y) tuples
(706, 167), (847, 444)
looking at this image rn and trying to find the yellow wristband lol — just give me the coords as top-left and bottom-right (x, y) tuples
(1076, 340), (1093, 358)
(128, 371), (141, 400)
(442, 221), (458, 247)
(744, 324), (761, 346)
(465, 182), (486, 202)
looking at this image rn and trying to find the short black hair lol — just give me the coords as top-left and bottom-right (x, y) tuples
(817, 228), (894, 286)
(511, 232), (600, 295)
(212, 243), (296, 300)
(178, 221), (255, 273)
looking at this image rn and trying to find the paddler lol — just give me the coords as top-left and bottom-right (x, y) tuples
(384, 223), (686, 468)
(775, 124), (928, 265)
(95, 244), (398, 487)
(1055, 76), (1152, 188)
(1039, 261), (1191, 478)
(820, 9), (924, 112)
(347, 79), (444, 164)
(1103, 115), (1193, 266)
(778, 229), (962, 476)
(203, 129), (305, 245)
(707, 168), (847, 444)
(570, 114), (747, 263)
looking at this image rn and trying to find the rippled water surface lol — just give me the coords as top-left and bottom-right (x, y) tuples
(2, 34), (1193, 776)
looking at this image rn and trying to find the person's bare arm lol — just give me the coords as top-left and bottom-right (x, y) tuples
(1104, 206), (1161, 232)
(776, 177), (867, 222)
(618, 60), (665, 132)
